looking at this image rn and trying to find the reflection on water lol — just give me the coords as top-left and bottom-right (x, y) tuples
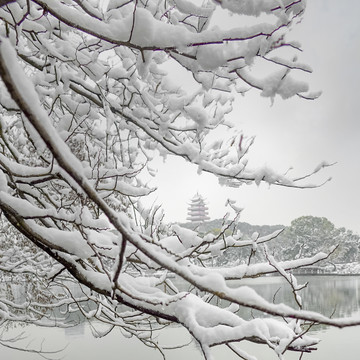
(233, 275), (360, 321)
(301, 276), (360, 318)
(1, 276), (360, 359)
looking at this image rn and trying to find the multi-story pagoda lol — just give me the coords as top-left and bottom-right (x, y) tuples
(187, 193), (210, 223)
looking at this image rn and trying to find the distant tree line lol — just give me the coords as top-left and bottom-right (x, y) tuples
(180, 216), (359, 266)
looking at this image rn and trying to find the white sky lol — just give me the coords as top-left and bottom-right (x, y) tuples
(145, 1), (360, 234)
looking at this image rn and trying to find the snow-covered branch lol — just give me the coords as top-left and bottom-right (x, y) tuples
(0, 1), (353, 359)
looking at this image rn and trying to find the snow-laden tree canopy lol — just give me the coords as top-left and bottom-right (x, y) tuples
(0, 1), (358, 359)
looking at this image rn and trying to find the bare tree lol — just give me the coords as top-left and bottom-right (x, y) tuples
(0, 1), (357, 359)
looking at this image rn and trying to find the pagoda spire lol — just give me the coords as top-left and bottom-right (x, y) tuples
(186, 193), (210, 223)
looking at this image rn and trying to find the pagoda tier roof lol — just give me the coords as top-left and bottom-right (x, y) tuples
(188, 197), (207, 202)
(187, 211), (209, 214)
(188, 214), (210, 218)
(188, 203), (208, 207)
(187, 217), (210, 221)
(188, 204), (208, 209)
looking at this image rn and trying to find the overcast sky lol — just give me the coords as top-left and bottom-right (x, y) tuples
(145, 1), (360, 234)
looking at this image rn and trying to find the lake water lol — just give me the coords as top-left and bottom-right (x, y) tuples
(2, 275), (360, 360)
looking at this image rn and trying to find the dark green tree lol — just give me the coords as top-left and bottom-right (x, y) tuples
(335, 227), (359, 263)
(278, 216), (359, 263)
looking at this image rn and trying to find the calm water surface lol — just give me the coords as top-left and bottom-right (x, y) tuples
(2, 275), (360, 360)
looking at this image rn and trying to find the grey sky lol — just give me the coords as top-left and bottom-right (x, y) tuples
(146, 1), (360, 234)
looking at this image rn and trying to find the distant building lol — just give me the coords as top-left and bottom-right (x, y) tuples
(187, 193), (210, 223)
